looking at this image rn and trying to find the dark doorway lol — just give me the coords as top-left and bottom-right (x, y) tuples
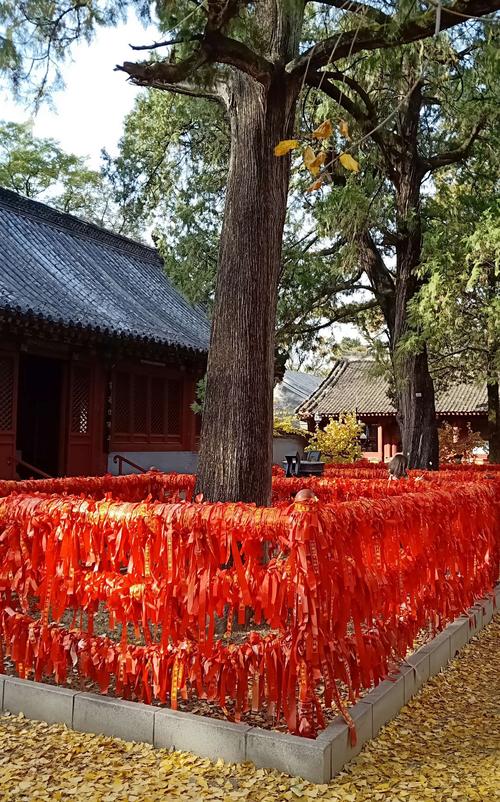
(16, 354), (64, 477)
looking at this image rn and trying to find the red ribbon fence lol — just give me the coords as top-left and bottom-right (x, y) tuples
(0, 475), (498, 740)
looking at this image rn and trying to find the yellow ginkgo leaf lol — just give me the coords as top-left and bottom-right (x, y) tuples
(309, 151), (327, 176)
(303, 145), (316, 167)
(312, 119), (333, 140)
(274, 139), (300, 156)
(305, 176), (324, 193)
(339, 152), (360, 172)
(339, 120), (350, 139)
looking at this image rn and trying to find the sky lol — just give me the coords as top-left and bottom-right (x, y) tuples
(0, 14), (157, 168)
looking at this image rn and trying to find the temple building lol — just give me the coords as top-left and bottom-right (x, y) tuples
(0, 188), (209, 479)
(297, 359), (488, 462)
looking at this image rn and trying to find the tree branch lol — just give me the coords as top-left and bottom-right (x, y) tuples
(117, 0), (272, 90)
(277, 271), (366, 336)
(288, 0), (500, 75)
(204, 31), (273, 82)
(129, 35), (202, 52)
(320, 68), (378, 118)
(289, 298), (379, 336)
(423, 119), (485, 171)
(117, 30), (273, 88)
(117, 47), (209, 87)
(130, 77), (227, 104)
(307, 0), (391, 24)
(307, 71), (398, 173)
(357, 230), (396, 337)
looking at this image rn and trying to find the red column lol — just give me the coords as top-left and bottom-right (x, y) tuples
(377, 424), (383, 461)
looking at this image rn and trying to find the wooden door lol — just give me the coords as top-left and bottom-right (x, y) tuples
(0, 351), (18, 479)
(66, 361), (95, 476)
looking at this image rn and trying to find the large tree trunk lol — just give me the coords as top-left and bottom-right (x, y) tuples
(487, 379), (500, 463)
(392, 222), (439, 469)
(196, 3), (304, 503)
(486, 262), (500, 463)
(357, 82), (439, 470)
(391, 81), (439, 470)
(394, 346), (439, 469)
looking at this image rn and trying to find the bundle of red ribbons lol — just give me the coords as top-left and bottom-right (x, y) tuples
(0, 471), (196, 502)
(0, 473), (498, 740)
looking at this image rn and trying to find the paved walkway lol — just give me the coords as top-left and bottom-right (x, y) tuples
(0, 616), (499, 802)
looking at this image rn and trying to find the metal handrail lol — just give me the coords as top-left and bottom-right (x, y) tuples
(112, 454), (148, 475)
(16, 459), (52, 479)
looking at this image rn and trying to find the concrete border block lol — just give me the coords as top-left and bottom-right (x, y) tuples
(3, 677), (76, 727)
(402, 648), (431, 701)
(246, 727), (331, 784)
(447, 618), (469, 657)
(494, 583), (500, 610)
(467, 604), (483, 639)
(327, 702), (373, 777)
(359, 676), (405, 735)
(73, 693), (155, 744)
(475, 596), (494, 626)
(154, 708), (249, 765)
(425, 631), (451, 676)
(399, 664), (418, 704)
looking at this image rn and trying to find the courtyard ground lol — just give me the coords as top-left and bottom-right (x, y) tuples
(0, 615), (498, 802)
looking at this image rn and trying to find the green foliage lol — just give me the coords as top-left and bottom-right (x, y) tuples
(0, 120), (119, 226)
(414, 139), (500, 388)
(104, 89), (228, 308)
(273, 414), (306, 438)
(190, 377), (206, 415)
(308, 413), (363, 463)
(0, 0), (128, 100)
(109, 89), (371, 354)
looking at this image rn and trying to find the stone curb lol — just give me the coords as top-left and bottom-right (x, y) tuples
(0, 586), (497, 784)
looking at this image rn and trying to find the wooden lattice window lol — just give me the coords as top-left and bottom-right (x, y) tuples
(114, 372), (131, 433)
(133, 375), (148, 434)
(167, 380), (182, 436)
(150, 377), (165, 435)
(0, 356), (15, 432)
(112, 369), (184, 444)
(71, 365), (91, 434)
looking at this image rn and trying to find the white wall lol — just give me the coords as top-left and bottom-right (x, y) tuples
(272, 435), (308, 466)
(108, 439), (306, 476)
(107, 451), (198, 475)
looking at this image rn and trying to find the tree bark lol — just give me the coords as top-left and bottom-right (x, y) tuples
(392, 205), (439, 470)
(390, 81), (439, 470)
(486, 259), (500, 463)
(196, 3), (304, 504)
(487, 379), (500, 464)
(357, 151), (439, 468)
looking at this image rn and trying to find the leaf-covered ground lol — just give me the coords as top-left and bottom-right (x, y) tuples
(0, 616), (499, 802)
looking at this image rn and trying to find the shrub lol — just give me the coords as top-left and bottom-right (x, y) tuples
(308, 412), (363, 463)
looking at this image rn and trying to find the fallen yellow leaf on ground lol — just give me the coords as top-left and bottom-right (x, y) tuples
(0, 616), (499, 802)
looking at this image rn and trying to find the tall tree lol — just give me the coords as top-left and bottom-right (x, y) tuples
(108, 89), (373, 348)
(414, 144), (500, 461)
(2, 0), (499, 501)
(0, 120), (120, 227)
(292, 25), (498, 467)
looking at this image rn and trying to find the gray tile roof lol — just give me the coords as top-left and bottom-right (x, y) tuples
(298, 359), (487, 417)
(274, 370), (322, 414)
(0, 188), (210, 354)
